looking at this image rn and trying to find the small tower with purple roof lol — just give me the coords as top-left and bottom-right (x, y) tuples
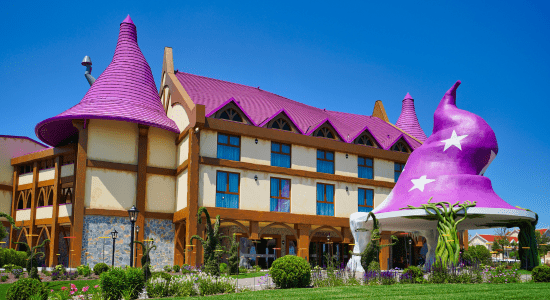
(395, 93), (427, 142)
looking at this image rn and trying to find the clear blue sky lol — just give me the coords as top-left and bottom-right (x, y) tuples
(1, 1), (548, 236)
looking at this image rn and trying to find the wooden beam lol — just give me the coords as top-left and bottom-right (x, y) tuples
(17, 176), (75, 191)
(186, 128), (201, 266)
(87, 159), (138, 173)
(28, 161), (39, 249)
(207, 207), (349, 227)
(49, 157), (61, 267)
(146, 166), (176, 177)
(11, 146), (74, 166)
(84, 208), (128, 217)
(204, 117), (410, 163)
(15, 216), (71, 227)
(136, 125), (149, 267)
(144, 212), (173, 220)
(176, 159), (189, 177)
(9, 169), (18, 249)
(71, 119), (88, 267)
(173, 207), (188, 223)
(295, 224), (311, 262)
(0, 184), (12, 192)
(200, 156), (396, 188)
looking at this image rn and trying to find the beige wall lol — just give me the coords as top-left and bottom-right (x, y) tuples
(374, 158), (394, 182)
(168, 103), (190, 133)
(199, 129), (217, 158)
(36, 206), (53, 219)
(87, 119), (139, 165)
(175, 170), (188, 211)
(84, 168), (137, 210)
(335, 152), (357, 177)
(177, 135), (189, 166)
(374, 187), (392, 208)
(0, 190), (11, 219)
(199, 164), (383, 217)
(0, 137), (45, 185)
(291, 145), (316, 172)
(61, 164), (74, 177)
(148, 127), (177, 169)
(38, 168), (55, 182)
(146, 174), (176, 213)
(241, 136), (270, 166)
(16, 209), (30, 221)
(59, 204), (72, 218)
(18, 173), (33, 185)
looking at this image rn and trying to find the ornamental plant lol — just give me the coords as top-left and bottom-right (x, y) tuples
(14, 236), (50, 280)
(228, 233), (239, 275)
(93, 262), (109, 275)
(6, 278), (48, 300)
(357, 212), (397, 272)
(532, 265), (550, 282)
(133, 239), (156, 280)
(173, 264), (180, 273)
(190, 207), (225, 276)
(270, 255), (311, 289)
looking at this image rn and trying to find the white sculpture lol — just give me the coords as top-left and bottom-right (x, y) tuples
(346, 212), (372, 272)
(418, 229), (438, 266)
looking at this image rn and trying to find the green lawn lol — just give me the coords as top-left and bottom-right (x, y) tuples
(0, 278), (100, 300)
(171, 282), (550, 300)
(229, 271), (268, 279)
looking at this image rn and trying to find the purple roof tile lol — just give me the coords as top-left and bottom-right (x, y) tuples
(35, 16), (179, 146)
(174, 72), (422, 150)
(395, 93), (428, 142)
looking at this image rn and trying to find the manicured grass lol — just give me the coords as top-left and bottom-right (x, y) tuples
(0, 278), (100, 300)
(172, 282), (550, 300)
(517, 269), (532, 275)
(230, 271), (268, 279)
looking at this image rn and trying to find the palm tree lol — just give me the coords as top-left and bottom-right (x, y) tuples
(190, 207), (225, 276)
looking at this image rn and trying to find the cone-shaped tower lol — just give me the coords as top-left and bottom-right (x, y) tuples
(395, 93), (427, 142)
(35, 15), (179, 146)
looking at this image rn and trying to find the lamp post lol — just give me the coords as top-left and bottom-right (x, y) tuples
(135, 225), (140, 267)
(409, 238), (413, 267)
(127, 205), (139, 267)
(111, 229), (118, 267)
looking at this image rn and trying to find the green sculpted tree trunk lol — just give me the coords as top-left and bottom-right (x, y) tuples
(190, 207), (225, 276)
(517, 211), (539, 271)
(228, 233), (239, 275)
(401, 197), (476, 267)
(15, 238), (50, 280)
(134, 240), (156, 280)
(358, 212), (397, 272)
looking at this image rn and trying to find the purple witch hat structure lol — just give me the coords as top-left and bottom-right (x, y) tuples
(347, 81), (536, 271)
(35, 15), (179, 146)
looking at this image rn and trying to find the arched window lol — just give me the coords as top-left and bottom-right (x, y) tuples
(270, 118), (291, 131)
(391, 141), (410, 153)
(37, 189), (45, 207)
(355, 134), (375, 147)
(47, 189), (54, 206)
(314, 127), (335, 139)
(25, 191), (32, 209)
(219, 108), (244, 122)
(17, 193), (25, 210)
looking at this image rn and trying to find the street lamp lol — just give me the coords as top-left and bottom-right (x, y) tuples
(128, 205), (139, 267)
(408, 238), (413, 267)
(111, 229), (118, 267)
(135, 225), (140, 267)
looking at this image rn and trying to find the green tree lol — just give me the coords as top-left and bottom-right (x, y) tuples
(463, 245), (491, 265)
(14, 239), (50, 280)
(356, 212), (397, 272)
(190, 207), (225, 276)
(227, 233), (239, 275)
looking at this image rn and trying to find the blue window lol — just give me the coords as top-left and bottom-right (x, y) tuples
(394, 163), (405, 182)
(271, 142), (291, 168)
(270, 178), (290, 212)
(358, 157), (373, 179)
(317, 150), (334, 174)
(316, 183), (334, 216)
(216, 171), (239, 208)
(358, 188), (374, 212)
(217, 133), (240, 161)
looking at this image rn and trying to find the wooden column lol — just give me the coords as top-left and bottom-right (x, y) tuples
(249, 221), (259, 240)
(9, 169), (19, 249)
(185, 128), (201, 266)
(341, 227), (351, 244)
(48, 156), (61, 267)
(174, 222), (185, 265)
(379, 232), (391, 270)
(28, 161), (39, 248)
(71, 119), (88, 268)
(135, 125), (149, 267)
(463, 230), (469, 251)
(295, 224), (311, 261)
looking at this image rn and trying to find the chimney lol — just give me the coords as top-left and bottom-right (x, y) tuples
(82, 56), (96, 86)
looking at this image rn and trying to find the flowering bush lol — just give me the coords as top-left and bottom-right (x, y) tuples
(485, 266), (520, 284)
(146, 277), (170, 298)
(147, 273), (236, 297)
(380, 270), (398, 285)
(258, 272), (272, 289)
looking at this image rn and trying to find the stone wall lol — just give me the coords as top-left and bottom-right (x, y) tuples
(81, 215), (174, 270)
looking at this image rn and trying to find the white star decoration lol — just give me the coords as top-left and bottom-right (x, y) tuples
(409, 175), (436, 192)
(441, 130), (468, 151)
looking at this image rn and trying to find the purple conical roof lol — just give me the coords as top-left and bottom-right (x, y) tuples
(35, 16), (179, 146)
(395, 93), (427, 142)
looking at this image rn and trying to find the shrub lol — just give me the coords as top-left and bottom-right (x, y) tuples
(238, 267), (247, 274)
(42, 270), (51, 276)
(270, 255), (311, 289)
(11, 268), (23, 278)
(125, 267), (145, 299)
(195, 273), (236, 295)
(368, 261), (380, 272)
(150, 271), (172, 282)
(403, 266), (424, 283)
(173, 264), (180, 273)
(146, 277), (170, 298)
(253, 265), (261, 273)
(77, 265), (92, 277)
(3, 264), (17, 272)
(6, 278), (48, 300)
(15, 251), (27, 268)
(169, 275), (198, 297)
(93, 262), (109, 275)
(0, 275), (7, 282)
(533, 265), (550, 282)
(53, 264), (66, 275)
(100, 267), (126, 300)
(220, 263), (228, 274)
(164, 265), (172, 273)
(380, 270), (398, 285)
(463, 245), (491, 265)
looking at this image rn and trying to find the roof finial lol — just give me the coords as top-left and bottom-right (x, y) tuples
(122, 14), (134, 25)
(404, 92), (413, 100)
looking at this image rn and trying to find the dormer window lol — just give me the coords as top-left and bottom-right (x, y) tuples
(219, 108), (243, 122)
(314, 127), (335, 139)
(355, 134), (376, 147)
(271, 118), (291, 131)
(391, 141), (410, 153)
